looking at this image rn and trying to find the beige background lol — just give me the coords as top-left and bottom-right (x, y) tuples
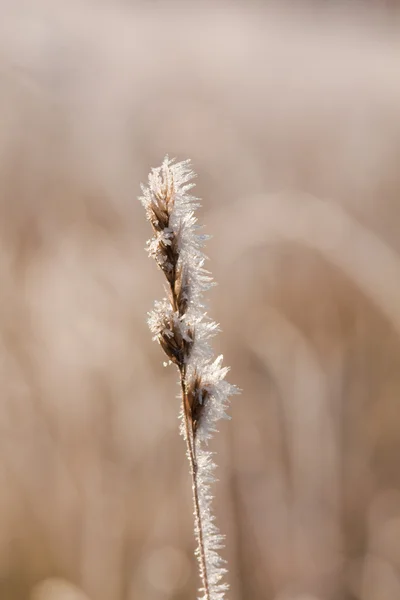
(1, 1), (400, 598)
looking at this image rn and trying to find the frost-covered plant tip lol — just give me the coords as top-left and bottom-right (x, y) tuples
(140, 157), (238, 600)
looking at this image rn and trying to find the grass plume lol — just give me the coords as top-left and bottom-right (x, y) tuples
(140, 157), (238, 600)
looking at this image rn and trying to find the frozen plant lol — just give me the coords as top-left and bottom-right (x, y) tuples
(139, 157), (238, 600)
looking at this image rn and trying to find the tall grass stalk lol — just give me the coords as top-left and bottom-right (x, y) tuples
(139, 157), (237, 600)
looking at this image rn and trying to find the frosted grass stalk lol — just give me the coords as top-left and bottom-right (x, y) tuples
(140, 157), (237, 600)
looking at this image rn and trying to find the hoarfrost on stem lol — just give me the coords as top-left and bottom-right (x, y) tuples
(140, 157), (238, 600)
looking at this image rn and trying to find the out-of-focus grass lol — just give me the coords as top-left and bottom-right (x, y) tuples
(1, 1), (400, 599)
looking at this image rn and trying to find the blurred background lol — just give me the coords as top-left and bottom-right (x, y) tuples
(1, 1), (400, 599)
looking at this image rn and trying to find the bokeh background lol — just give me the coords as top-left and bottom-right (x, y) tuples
(1, 1), (400, 599)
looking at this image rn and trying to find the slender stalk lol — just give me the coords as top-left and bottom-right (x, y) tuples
(180, 371), (211, 600)
(140, 157), (238, 599)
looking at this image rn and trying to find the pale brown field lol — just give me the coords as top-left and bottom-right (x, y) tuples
(1, 2), (400, 599)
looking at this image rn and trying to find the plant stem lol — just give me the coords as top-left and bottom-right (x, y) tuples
(180, 373), (211, 600)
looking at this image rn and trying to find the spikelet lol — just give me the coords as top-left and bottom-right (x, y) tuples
(140, 157), (238, 600)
